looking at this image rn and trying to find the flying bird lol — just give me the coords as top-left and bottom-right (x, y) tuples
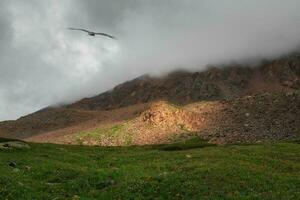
(68, 28), (116, 39)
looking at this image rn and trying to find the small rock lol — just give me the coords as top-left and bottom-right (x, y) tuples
(8, 161), (17, 168)
(109, 179), (115, 185)
(0, 141), (30, 150)
(186, 154), (192, 158)
(72, 195), (80, 200)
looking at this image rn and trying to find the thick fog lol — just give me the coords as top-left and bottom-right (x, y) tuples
(1, 0), (300, 121)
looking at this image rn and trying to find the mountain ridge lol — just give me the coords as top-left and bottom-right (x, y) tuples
(67, 54), (300, 111)
(0, 53), (299, 144)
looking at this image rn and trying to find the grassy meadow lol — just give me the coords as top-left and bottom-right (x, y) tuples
(0, 138), (300, 199)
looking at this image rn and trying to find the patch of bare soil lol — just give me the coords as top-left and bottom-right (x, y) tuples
(25, 103), (149, 143)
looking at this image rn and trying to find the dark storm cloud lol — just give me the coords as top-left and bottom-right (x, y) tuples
(1, 0), (300, 121)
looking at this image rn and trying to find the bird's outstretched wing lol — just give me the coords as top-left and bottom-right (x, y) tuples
(94, 32), (116, 39)
(68, 28), (90, 33)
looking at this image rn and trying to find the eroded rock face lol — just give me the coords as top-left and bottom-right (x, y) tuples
(140, 101), (203, 131)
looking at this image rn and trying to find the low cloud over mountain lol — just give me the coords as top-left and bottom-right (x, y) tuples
(1, 0), (300, 121)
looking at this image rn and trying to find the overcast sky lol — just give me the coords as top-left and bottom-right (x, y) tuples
(1, 0), (300, 121)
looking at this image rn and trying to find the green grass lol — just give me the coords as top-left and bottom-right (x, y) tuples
(1, 140), (300, 199)
(75, 123), (133, 145)
(159, 137), (216, 151)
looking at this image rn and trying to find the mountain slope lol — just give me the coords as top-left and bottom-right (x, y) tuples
(0, 54), (299, 144)
(68, 54), (300, 111)
(25, 91), (300, 145)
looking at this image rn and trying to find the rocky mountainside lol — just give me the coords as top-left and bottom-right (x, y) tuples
(68, 54), (300, 111)
(26, 91), (300, 145)
(0, 53), (299, 144)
